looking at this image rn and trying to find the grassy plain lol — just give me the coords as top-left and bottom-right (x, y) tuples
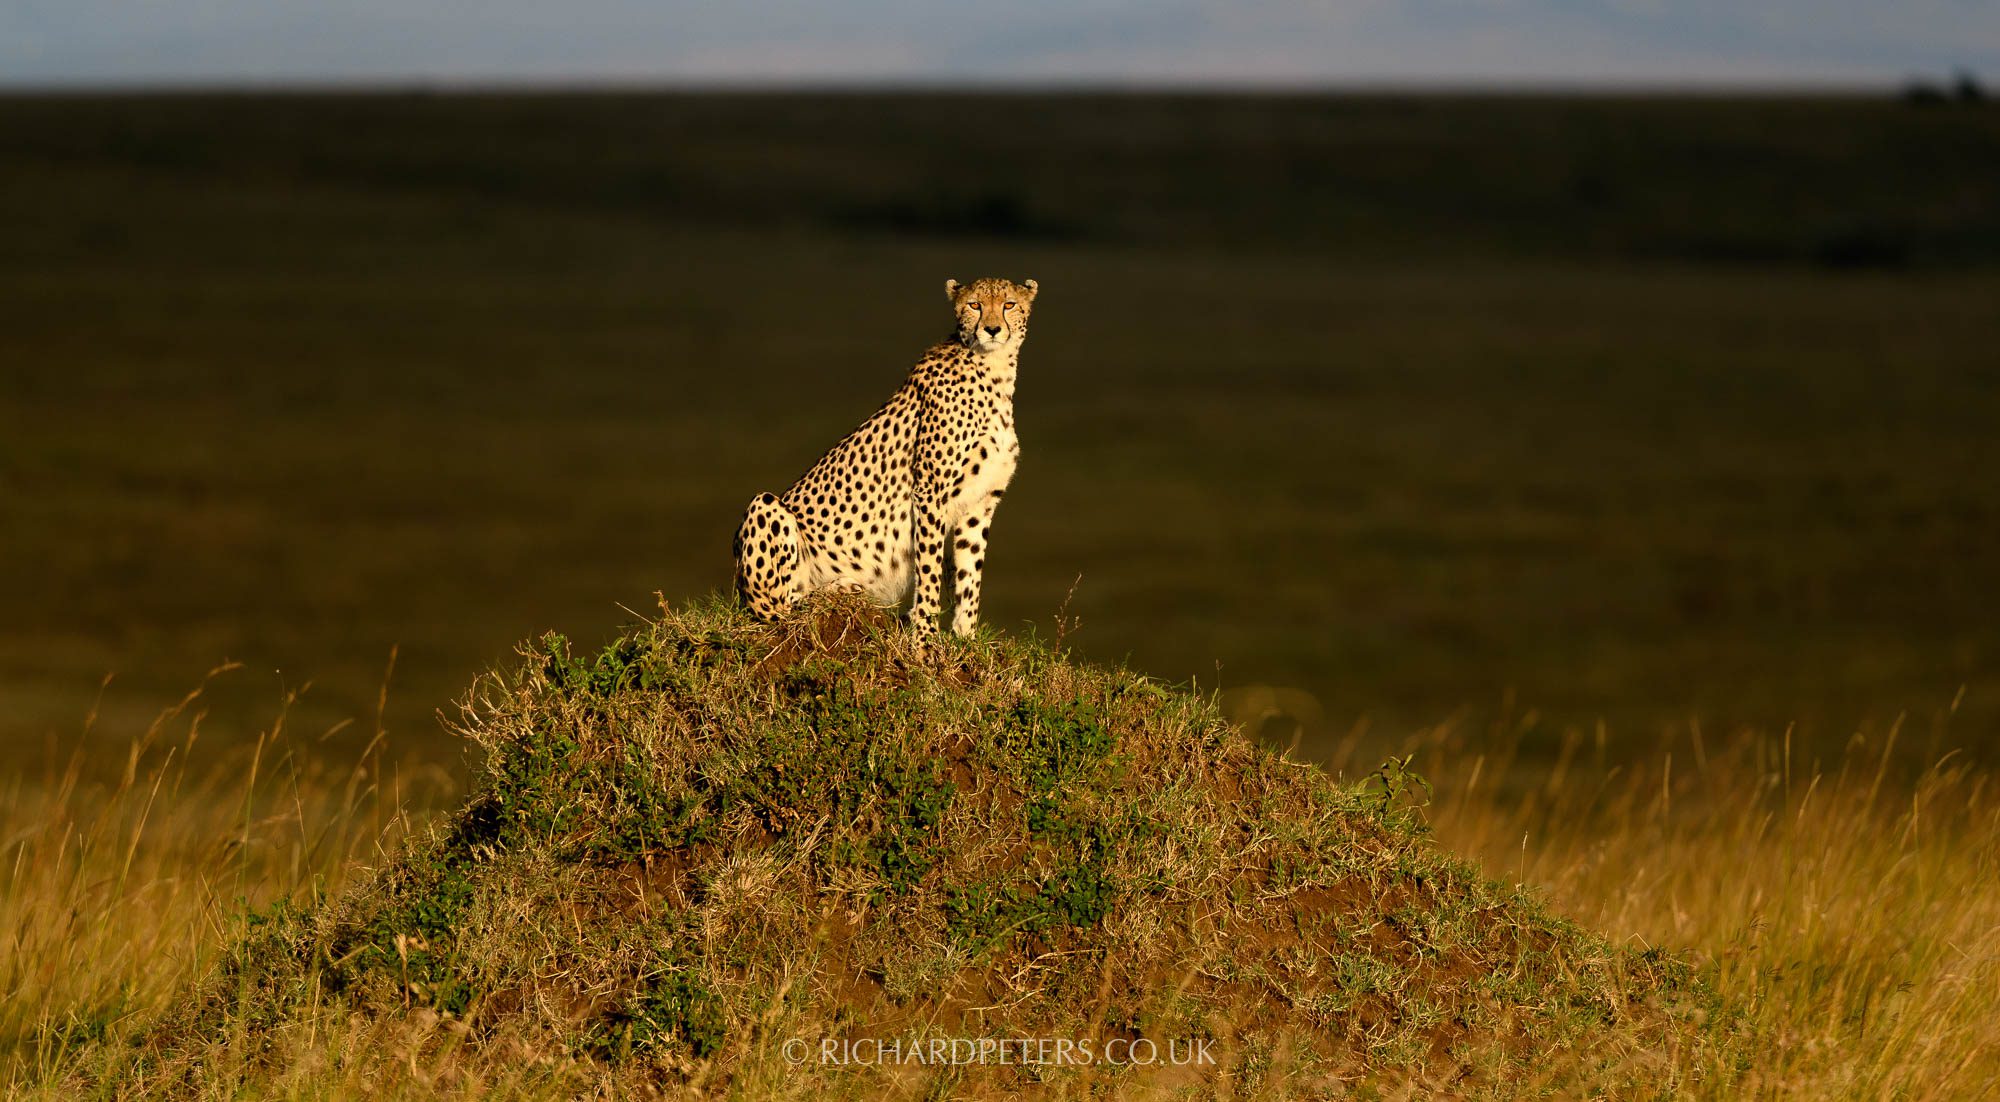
(3, 92), (1997, 772)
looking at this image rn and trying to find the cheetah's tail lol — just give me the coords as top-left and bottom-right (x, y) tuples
(733, 493), (803, 622)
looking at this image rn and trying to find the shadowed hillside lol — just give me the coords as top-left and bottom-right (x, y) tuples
(7, 92), (1999, 267)
(99, 598), (1705, 1098)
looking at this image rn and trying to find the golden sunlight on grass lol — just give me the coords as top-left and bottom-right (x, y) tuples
(1372, 708), (2000, 1098)
(3, 637), (1994, 1098)
(0, 664), (454, 1095)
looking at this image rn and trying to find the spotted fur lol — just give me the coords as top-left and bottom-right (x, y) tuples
(733, 276), (1038, 639)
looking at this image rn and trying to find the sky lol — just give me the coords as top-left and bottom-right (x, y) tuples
(1, 0), (1995, 89)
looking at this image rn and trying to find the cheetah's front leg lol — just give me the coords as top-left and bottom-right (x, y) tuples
(907, 499), (947, 639)
(950, 501), (998, 637)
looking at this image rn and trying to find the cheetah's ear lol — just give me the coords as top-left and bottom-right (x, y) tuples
(944, 279), (962, 301)
(1021, 278), (1039, 299)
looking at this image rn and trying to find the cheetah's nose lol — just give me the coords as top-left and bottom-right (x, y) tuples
(983, 325), (1002, 337)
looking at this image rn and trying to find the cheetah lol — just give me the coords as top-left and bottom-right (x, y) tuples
(733, 276), (1038, 639)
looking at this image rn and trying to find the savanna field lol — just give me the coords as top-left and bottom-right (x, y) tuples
(2, 92), (1999, 1097)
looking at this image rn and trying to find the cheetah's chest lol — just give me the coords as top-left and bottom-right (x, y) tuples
(949, 412), (1018, 521)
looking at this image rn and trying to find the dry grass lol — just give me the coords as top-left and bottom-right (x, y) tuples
(0, 665), (455, 1097)
(1392, 713), (2000, 1099)
(2, 612), (1995, 1099)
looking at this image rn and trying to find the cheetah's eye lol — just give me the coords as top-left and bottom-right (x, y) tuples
(1003, 302), (1016, 310)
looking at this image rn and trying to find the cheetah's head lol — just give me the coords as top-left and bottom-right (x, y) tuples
(946, 277), (1038, 355)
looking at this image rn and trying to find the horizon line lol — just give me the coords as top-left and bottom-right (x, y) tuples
(0, 74), (1957, 98)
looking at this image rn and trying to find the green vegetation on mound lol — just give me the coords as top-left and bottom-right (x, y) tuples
(124, 598), (1705, 1098)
